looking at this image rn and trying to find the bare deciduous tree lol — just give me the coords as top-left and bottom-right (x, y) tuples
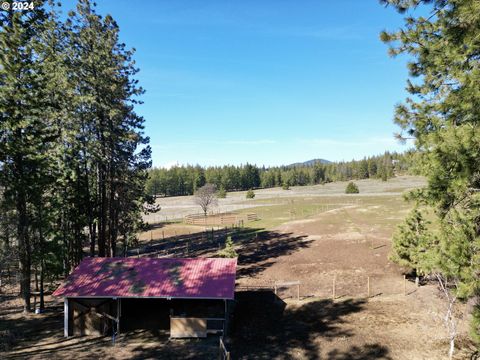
(434, 273), (460, 360)
(194, 184), (218, 216)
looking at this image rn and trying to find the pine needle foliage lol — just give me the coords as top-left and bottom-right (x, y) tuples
(218, 236), (238, 258)
(382, 0), (480, 352)
(345, 182), (359, 194)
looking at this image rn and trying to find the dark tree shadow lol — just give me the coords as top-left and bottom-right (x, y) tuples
(1, 303), (220, 359)
(327, 345), (392, 360)
(128, 227), (312, 279)
(229, 291), (390, 359)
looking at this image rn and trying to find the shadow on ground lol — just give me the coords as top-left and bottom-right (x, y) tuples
(1, 301), (220, 359)
(129, 227), (312, 278)
(2, 290), (391, 359)
(229, 291), (391, 359)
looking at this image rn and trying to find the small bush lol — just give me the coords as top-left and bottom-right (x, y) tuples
(282, 183), (290, 190)
(381, 171), (388, 182)
(218, 236), (238, 258)
(345, 182), (359, 194)
(217, 187), (227, 198)
(246, 189), (255, 199)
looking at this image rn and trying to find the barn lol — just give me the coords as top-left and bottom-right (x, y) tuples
(53, 257), (237, 339)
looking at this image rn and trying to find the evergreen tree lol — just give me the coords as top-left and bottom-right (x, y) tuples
(67, 0), (151, 257)
(0, 0), (151, 311)
(217, 236), (238, 258)
(0, 1), (56, 312)
(345, 182), (359, 194)
(382, 0), (480, 354)
(390, 207), (436, 276)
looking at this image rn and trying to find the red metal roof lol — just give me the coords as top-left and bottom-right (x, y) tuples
(53, 257), (237, 300)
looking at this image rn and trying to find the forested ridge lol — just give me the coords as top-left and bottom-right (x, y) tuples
(146, 151), (412, 197)
(0, 0), (151, 311)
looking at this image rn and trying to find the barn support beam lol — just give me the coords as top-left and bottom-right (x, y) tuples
(117, 298), (121, 335)
(64, 297), (69, 338)
(223, 299), (228, 336)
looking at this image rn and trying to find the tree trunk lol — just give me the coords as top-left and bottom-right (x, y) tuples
(37, 202), (45, 310)
(448, 336), (454, 360)
(98, 164), (107, 257)
(39, 259), (44, 310)
(17, 190), (31, 313)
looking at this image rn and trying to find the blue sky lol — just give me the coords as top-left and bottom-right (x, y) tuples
(63, 0), (414, 167)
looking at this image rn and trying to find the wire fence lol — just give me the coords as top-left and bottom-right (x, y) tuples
(238, 274), (416, 302)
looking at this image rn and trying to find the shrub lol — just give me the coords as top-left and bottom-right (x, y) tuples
(282, 183), (290, 190)
(345, 182), (359, 194)
(217, 187), (227, 198)
(217, 236), (238, 258)
(246, 189), (255, 199)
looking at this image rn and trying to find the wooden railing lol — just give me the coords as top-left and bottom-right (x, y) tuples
(184, 212), (257, 226)
(219, 336), (230, 360)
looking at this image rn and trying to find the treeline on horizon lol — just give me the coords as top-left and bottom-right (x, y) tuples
(146, 151), (412, 197)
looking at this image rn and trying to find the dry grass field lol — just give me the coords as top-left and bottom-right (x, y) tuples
(1, 175), (478, 359)
(142, 176), (426, 223)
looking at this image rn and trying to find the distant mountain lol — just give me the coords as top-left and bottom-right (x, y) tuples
(287, 158), (331, 167)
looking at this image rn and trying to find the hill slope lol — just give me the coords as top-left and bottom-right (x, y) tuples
(288, 158), (331, 167)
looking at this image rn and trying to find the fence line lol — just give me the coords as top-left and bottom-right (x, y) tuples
(238, 274), (417, 301)
(184, 212), (257, 226)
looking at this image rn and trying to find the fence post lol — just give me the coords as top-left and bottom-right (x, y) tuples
(162, 231), (164, 240)
(367, 276), (370, 298)
(332, 274), (336, 300)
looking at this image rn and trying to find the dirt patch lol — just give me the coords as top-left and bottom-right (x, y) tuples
(229, 289), (474, 360)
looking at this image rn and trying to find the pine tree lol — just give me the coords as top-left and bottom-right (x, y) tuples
(345, 182), (359, 194)
(67, 0), (151, 257)
(382, 0), (480, 355)
(218, 236), (238, 258)
(390, 207), (436, 277)
(0, 1), (59, 312)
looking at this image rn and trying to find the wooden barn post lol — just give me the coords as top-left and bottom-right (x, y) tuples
(117, 298), (121, 335)
(64, 298), (69, 337)
(224, 299), (228, 336)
